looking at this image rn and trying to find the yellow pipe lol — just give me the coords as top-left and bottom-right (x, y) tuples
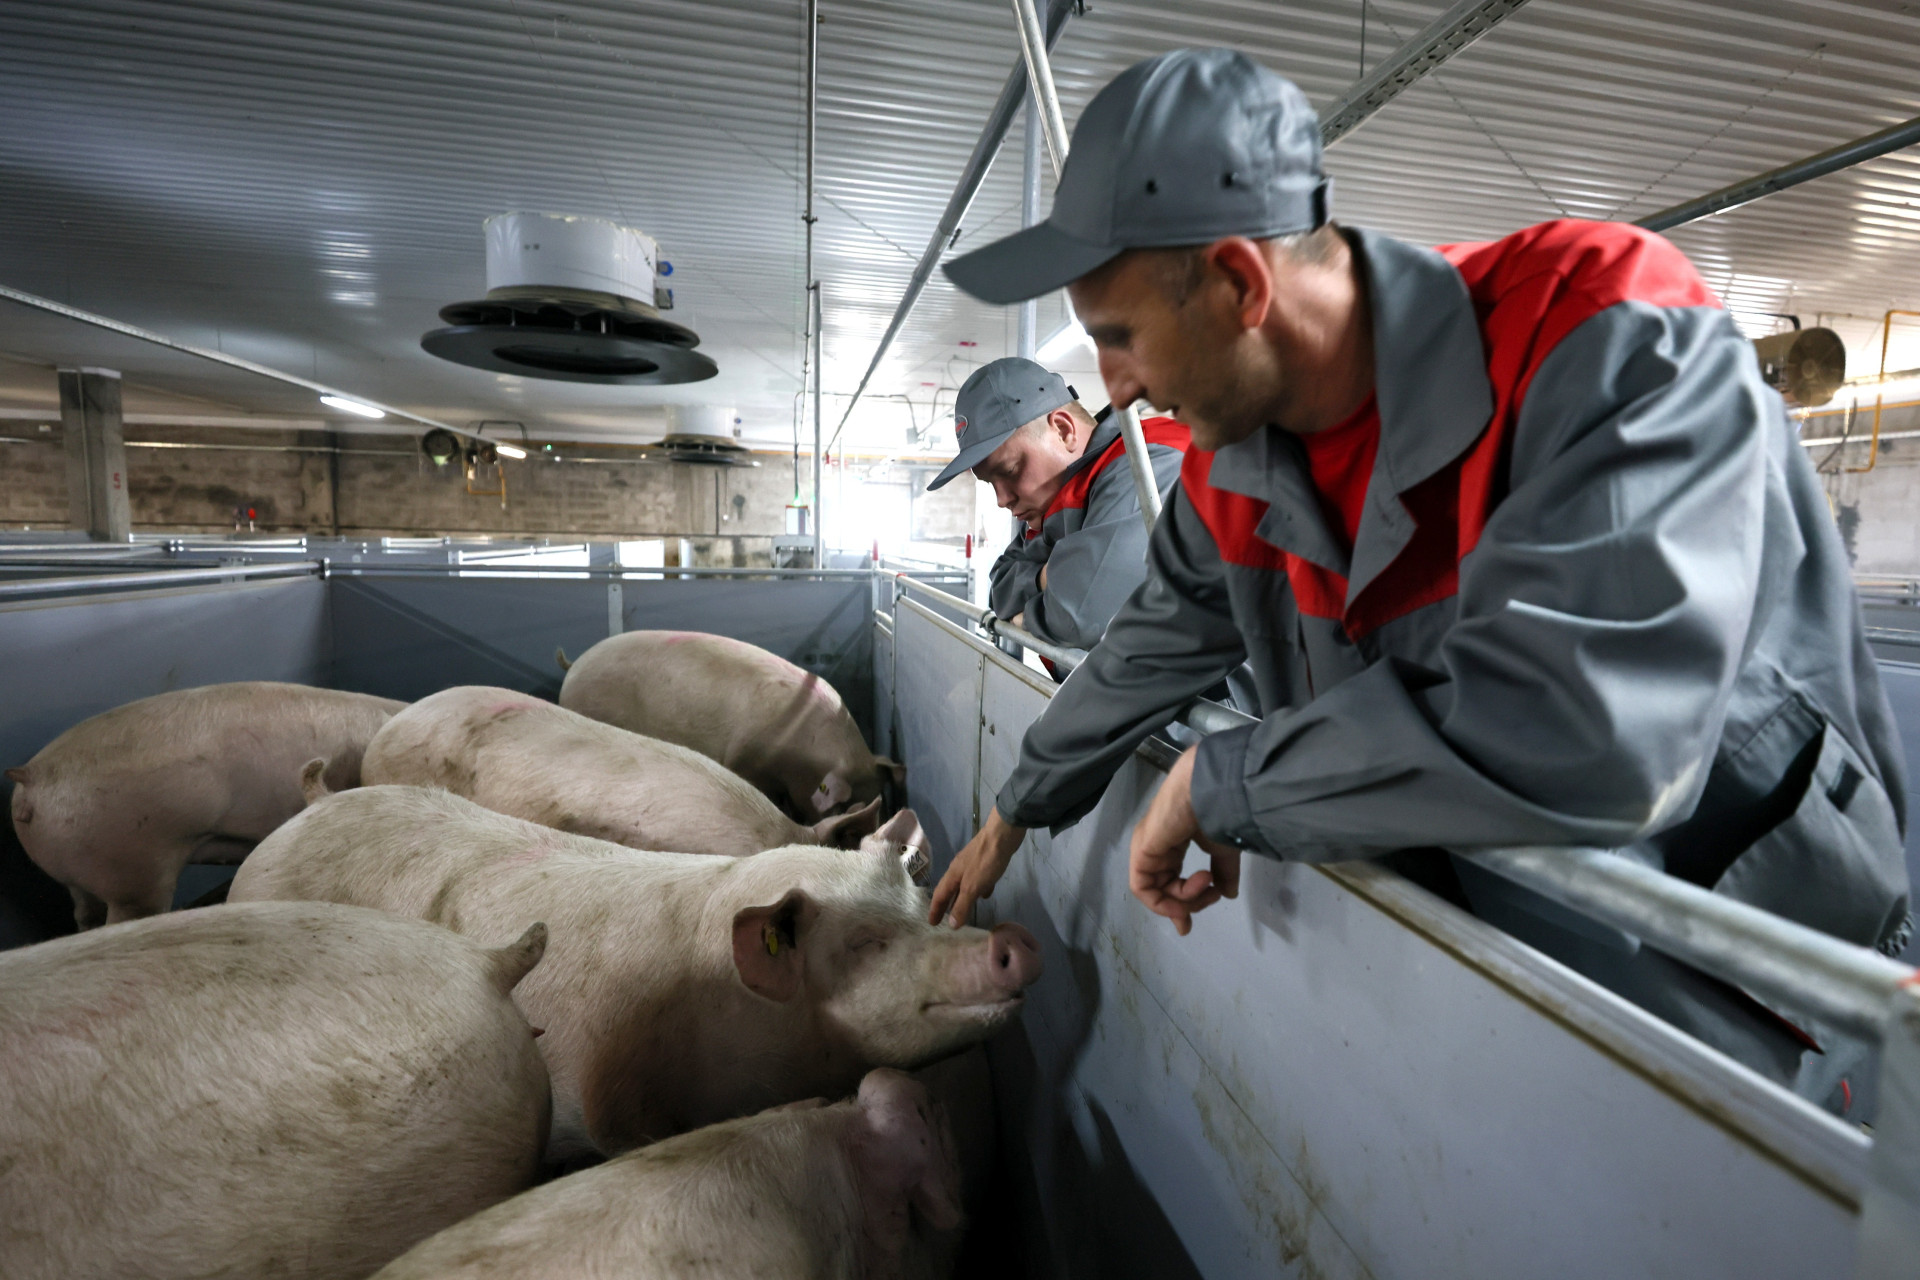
(1847, 310), (1920, 474)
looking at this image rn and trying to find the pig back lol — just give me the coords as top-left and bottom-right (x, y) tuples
(362, 685), (810, 855)
(0, 900), (549, 1280)
(558, 631), (877, 814)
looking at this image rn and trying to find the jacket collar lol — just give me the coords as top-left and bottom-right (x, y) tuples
(1203, 227), (1494, 601)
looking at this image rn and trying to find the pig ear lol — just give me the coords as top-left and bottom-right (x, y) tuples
(812, 796), (883, 849)
(858, 809), (931, 883)
(850, 1070), (964, 1239)
(875, 756), (907, 785)
(4, 767), (26, 786)
(731, 890), (809, 1002)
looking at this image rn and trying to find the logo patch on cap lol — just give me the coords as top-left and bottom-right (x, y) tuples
(955, 414), (968, 437)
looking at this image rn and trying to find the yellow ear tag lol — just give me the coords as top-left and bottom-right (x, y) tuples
(764, 924), (781, 957)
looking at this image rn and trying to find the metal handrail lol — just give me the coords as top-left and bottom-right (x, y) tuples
(0, 561), (321, 598)
(889, 572), (1918, 1041)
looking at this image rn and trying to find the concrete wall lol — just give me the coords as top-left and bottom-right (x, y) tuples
(1817, 402), (1920, 573)
(0, 423), (815, 540)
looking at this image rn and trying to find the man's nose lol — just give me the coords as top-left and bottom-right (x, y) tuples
(1098, 347), (1148, 412)
(994, 483), (1015, 510)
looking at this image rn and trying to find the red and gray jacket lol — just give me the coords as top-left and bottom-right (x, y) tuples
(998, 219), (1911, 957)
(988, 415), (1188, 650)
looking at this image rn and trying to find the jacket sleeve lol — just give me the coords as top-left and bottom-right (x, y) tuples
(1023, 442), (1183, 649)
(1191, 301), (1774, 859)
(997, 481), (1249, 830)
(987, 526), (1047, 621)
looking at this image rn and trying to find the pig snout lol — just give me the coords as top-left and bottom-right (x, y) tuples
(986, 923), (1042, 994)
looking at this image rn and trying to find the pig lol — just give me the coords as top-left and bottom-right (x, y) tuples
(557, 630), (904, 817)
(0, 900), (551, 1280)
(371, 1069), (961, 1280)
(360, 685), (892, 855)
(6, 681), (404, 928)
(231, 783), (1043, 1162)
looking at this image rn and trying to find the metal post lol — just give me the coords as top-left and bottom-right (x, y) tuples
(1016, 86), (1043, 361)
(828, 0), (1076, 446)
(59, 367), (130, 542)
(1009, 0), (1070, 179)
(812, 284), (824, 569)
(1114, 402), (1163, 536)
(804, 0), (823, 569)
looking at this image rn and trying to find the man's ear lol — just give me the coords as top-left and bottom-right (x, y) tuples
(1046, 407), (1081, 449)
(1203, 236), (1276, 332)
(732, 890), (810, 1002)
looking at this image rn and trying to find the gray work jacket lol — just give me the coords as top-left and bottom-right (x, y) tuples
(988, 416), (1187, 650)
(997, 219), (1911, 956)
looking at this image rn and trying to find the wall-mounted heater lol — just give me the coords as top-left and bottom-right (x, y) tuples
(1752, 325), (1845, 407)
(422, 213), (717, 385)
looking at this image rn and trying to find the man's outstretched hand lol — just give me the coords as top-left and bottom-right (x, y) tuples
(928, 807), (1027, 926)
(1130, 746), (1241, 936)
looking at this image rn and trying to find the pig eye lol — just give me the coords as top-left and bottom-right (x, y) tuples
(846, 930), (888, 954)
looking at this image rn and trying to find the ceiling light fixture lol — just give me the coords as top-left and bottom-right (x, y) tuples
(1036, 318), (1092, 363)
(319, 394), (386, 419)
(494, 442), (528, 459)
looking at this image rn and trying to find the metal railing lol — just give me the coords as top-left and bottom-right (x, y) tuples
(886, 571), (1916, 1043)
(0, 561), (321, 599)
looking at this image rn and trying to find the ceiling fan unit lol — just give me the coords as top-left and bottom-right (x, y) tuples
(421, 212), (717, 385)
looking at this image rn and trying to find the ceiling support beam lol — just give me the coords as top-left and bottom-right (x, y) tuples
(1636, 114), (1920, 233)
(827, 0), (1076, 449)
(1318, 0), (1535, 148)
(0, 283), (480, 443)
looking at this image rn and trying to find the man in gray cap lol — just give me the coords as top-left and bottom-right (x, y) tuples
(927, 46), (1908, 1103)
(929, 356), (1188, 653)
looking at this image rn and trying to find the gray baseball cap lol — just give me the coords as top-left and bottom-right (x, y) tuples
(927, 357), (1076, 491)
(944, 48), (1328, 305)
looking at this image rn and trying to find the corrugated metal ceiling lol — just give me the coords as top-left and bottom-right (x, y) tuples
(0, 0), (1916, 451)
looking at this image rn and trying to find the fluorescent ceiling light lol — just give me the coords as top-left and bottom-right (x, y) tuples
(495, 442), (528, 459)
(1036, 318), (1092, 363)
(319, 394), (385, 419)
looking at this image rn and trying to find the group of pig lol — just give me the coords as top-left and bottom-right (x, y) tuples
(2, 630), (1042, 1280)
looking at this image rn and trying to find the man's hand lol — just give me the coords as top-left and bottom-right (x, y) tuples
(1038, 561), (1050, 590)
(928, 807), (1027, 927)
(1130, 746), (1241, 936)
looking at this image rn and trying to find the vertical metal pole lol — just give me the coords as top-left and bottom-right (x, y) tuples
(812, 284), (825, 569)
(1016, 86), (1042, 361)
(1114, 402), (1162, 536)
(1009, 0), (1069, 178)
(1008, 0), (1160, 535)
(804, 0), (823, 568)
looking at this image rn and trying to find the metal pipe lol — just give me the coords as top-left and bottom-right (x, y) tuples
(0, 561), (319, 599)
(1460, 846), (1914, 1040)
(1113, 401), (1164, 536)
(1637, 115), (1920, 233)
(1849, 311), (1920, 475)
(1017, 86), (1043, 361)
(812, 285), (825, 569)
(0, 284), (484, 445)
(1319, 0), (1535, 147)
(828, 0), (1075, 449)
(803, 0), (822, 567)
(886, 567), (1917, 1042)
(1009, 0), (1070, 178)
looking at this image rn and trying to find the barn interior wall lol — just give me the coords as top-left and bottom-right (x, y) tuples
(1815, 402), (1920, 574)
(0, 423), (815, 541)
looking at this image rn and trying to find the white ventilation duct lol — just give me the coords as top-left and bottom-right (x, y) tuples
(421, 213), (717, 385)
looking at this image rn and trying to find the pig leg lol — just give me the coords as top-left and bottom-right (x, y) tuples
(69, 885), (108, 931)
